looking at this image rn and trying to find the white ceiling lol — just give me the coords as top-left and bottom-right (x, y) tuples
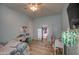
(3, 3), (65, 19)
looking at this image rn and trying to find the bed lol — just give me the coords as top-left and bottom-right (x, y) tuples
(0, 39), (29, 55)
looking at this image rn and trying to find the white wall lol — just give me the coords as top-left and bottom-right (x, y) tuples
(62, 3), (70, 31)
(0, 6), (3, 42)
(0, 5), (33, 43)
(33, 14), (62, 41)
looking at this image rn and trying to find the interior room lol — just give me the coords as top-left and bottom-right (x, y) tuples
(0, 3), (79, 55)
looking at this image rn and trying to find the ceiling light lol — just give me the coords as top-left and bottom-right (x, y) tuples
(30, 4), (38, 12)
(27, 3), (41, 12)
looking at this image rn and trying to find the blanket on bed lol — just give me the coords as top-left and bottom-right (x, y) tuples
(10, 42), (28, 55)
(0, 40), (29, 55)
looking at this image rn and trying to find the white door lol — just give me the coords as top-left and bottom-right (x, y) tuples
(37, 28), (42, 40)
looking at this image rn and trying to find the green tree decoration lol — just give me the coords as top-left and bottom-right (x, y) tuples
(62, 30), (78, 47)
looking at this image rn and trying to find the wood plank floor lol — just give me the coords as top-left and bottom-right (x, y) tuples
(29, 40), (54, 55)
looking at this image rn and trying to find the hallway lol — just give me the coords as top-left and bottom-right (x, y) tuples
(29, 40), (54, 55)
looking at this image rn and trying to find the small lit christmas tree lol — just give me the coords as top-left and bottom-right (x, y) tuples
(61, 29), (78, 47)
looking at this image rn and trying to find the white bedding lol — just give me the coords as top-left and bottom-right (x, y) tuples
(0, 46), (16, 55)
(0, 40), (21, 55)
